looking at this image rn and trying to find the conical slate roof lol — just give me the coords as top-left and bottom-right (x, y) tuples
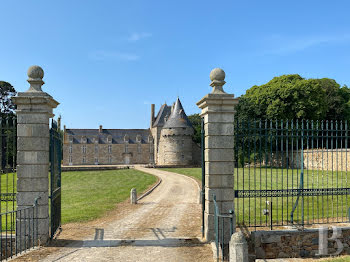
(163, 98), (192, 128)
(153, 104), (172, 127)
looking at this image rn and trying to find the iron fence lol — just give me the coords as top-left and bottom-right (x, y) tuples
(0, 116), (16, 216)
(213, 194), (235, 261)
(234, 119), (350, 229)
(0, 198), (40, 260)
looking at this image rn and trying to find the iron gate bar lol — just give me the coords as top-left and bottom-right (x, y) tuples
(49, 119), (62, 239)
(234, 188), (350, 198)
(201, 118), (205, 238)
(234, 119), (350, 229)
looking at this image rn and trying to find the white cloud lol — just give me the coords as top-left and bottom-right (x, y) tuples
(127, 32), (152, 42)
(264, 34), (350, 55)
(89, 50), (139, 61)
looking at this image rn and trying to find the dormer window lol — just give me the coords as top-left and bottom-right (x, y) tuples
(124, 134), (129, 143)
(136, 135), (141, 143)
(81, 136), (87, 143)
(69, 136), (73, 143)
(107, 135), (112, 143)
(148, 135), (153, 143)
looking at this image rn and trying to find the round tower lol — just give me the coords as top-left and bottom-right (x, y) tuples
(158, 98), (194, 166)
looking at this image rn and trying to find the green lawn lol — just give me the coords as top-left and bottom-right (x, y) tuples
(160, 167), (350, 227)
(0, 169), (157, 230)
(61, 169), (157, 223)
(161, 168), (202, 183)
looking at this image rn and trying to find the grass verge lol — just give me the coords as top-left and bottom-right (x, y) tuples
(61, 169), (157, 224)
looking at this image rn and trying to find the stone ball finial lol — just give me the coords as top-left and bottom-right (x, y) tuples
(210, 68), (225, 82)
(26, 65), (45, 92)
(27, 65), (44, 80)
(209, 68), (226, 94)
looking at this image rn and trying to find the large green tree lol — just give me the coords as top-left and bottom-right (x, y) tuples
(236, 74), (350, 121)
(188, 113), (201, 144)
(0, 81), (16, 118)
(0, 81), (16, 170)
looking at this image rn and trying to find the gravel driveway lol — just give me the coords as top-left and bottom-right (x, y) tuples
(36, 167), (212, 262)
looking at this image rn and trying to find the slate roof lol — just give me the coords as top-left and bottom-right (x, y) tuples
(163, 98), (193, 129)
(65, 129), (151, 144)
(152, 104), (172, 127)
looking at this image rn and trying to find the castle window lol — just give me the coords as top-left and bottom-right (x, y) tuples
(69, 145), (72, 154)
(82, 145), (87, 154)
(136, 135), (142, 143)
(108, 145), (112, 153)
(137, 144), (141, 153)
(181, 154), (185, 161)
(95, 157), (98, 165)
(69, 155), (72, 164)
(125, 143), (128, 153)
(82, 156), (86, 163)
(95, 145), (98, 154)
(81, 136), (87, 143)
(108, 155), (112, 164)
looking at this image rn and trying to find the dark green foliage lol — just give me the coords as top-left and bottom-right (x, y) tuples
(0, 81), (16, 118)
(188, 113), (201, 144)
(236, 74), (350, 121)
(0, 82), (17, 170)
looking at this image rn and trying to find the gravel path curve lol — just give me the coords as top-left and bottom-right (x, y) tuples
(38, 167), (212, 262)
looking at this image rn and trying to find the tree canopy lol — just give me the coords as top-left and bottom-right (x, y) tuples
(236, 74), (350, 121)
(188, 113), (201, 144)
(0, 81), (16, 118)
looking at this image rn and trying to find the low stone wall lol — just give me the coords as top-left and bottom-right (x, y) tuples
(61, 165), (139, 172)
(248, 227), (350, 259)
(263, 149), (350, 171)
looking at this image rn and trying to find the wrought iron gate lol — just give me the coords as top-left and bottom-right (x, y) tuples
(49, 119), (62, 238)
(234, 119), (350, 229)
(201, 118), (205, 237)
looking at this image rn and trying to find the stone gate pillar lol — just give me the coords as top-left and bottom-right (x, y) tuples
(13, 65), (59, 243)
(197, 68), (239, 242)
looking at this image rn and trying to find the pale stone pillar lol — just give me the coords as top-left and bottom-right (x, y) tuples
(229, 232), (249, 262)
(13, 65), (59, 243)
(197, 68), (238, 242)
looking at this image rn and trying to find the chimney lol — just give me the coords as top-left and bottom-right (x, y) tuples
(99, 125), (103, 133)
(151, 104), (155, 127)
(63, 125), (66, 141)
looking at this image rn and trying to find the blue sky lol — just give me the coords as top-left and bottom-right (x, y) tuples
(1, 0), (350, 129)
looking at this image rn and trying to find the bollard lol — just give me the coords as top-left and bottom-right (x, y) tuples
(229, 232), (248, 262)
(131, 188), (137, 204)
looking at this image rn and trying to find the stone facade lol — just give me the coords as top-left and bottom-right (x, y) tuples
(62, 129), (153, 166)
(156, 98), (195, 166)
(63, 98), (200, 166)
